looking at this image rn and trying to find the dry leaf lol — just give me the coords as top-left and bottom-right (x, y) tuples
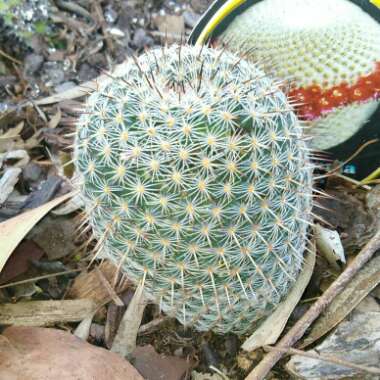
(315, 224), (345, 271)
(132, 344), (191, 380)
(0, 192), (73, 273)
(0, 122), (25, 153)
(111, 284), (148, 358)
(300, 254), (380, 349)
(48, 108), (62, 129)
(74, 312), (96, 341)
(52, 192), (84, 215)
(242, 243), (316, 352)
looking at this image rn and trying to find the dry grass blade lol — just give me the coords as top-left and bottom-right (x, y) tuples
(242, 243), (316, 351)
(111, 284), (148, 358)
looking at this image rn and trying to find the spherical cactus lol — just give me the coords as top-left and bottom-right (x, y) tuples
(74, 45), (313, 334)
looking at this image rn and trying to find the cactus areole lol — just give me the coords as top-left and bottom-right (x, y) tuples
(74, 45), (313, 334)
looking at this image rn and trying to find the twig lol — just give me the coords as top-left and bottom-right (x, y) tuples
(92, 0), (114, 54)
(263, 345), (380, 376)
(138, 316), (169, 335)
(0, 269), (81, 289)
(0, 49), (22, 65)
(55, 0), (94, 21)
(314, 139), (378, 180)
(245, 228), (380, 380)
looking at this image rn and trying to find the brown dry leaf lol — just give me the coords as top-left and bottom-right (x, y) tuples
(0, 326), (144, 380)
(0, 299), (96, 326)
(299, 254), (380, 349)
(242, 243), (316, 352)
(0, 192), (73, 273)
(0, 122), (24, 152)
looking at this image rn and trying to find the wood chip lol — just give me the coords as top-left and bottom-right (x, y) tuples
(67, 261), (128, 305)
(0, 299), (96, 326)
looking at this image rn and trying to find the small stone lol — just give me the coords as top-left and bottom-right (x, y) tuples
(132, 28), (154, 49)
(224, 334), (239, 358)
(287, 310), (380, 379)
(201, 343), (221, 368)
(54, 81), (76, 93)
(24, 53), (44, 76)
(183, 11), (200, 28)
(190, 0), (208, 13)
(78, 63), (99, 82)
(22, 163), (43, 183)
(28, 215), (77, 260)
(43, 62), (65, 86)
(104, 5), (118, 24)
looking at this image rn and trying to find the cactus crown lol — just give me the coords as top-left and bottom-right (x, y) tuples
(74, 45), (313, 334)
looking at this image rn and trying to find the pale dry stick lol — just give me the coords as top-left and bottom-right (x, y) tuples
(0, 48), (22, 65)
(263, 345), (380, 376)
(0, 269), (81, 290)
(138, 316), (170, 335)
(245, 228), (380, 380)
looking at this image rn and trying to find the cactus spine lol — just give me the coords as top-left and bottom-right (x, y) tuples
(74, 45), (313, 334)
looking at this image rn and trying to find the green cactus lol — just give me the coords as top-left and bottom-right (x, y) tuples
(74, 45), (313, 334)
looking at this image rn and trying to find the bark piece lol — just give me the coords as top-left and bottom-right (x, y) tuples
(67, 261), (128, 305)
(287, 310), (380, 379)
(301, 255), (380, 348)
(0, 299), (96, 326)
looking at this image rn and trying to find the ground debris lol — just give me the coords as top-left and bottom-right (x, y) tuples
(287, 309), (380, 379)
(0, 299), (96, 326)
(0, 326), (143, 380)
(132, 344), (192, 380)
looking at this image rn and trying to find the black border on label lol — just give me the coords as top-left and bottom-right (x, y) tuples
(188, 0), (380, 179)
